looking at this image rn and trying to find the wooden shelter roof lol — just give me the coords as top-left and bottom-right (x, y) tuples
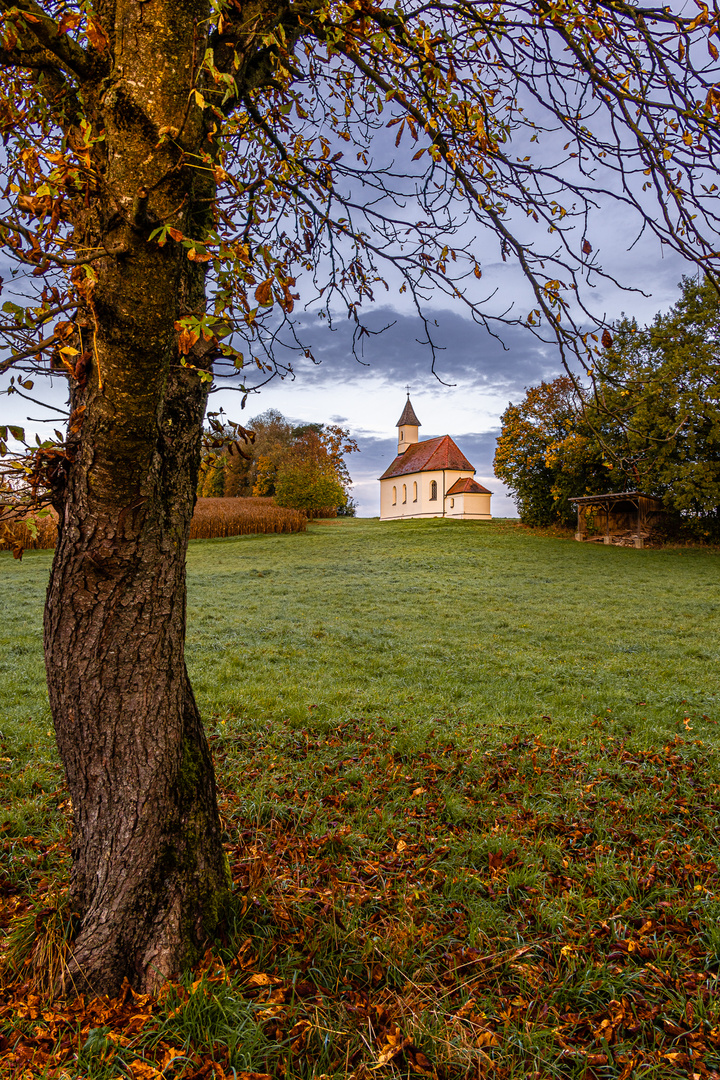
(569, 490), (662, 507)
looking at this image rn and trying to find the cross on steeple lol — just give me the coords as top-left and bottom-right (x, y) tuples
(404, 384), (412, 396)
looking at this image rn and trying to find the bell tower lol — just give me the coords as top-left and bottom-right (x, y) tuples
(396, 390), (421, 453)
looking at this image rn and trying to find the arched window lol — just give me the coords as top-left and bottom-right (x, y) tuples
(402, 484), (407, 503)
(392, 486), (397, 505)
(413, 481), (418, 502)
(430, 480), (437, 501)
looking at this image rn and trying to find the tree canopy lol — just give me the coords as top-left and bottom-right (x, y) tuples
(494, 276), (720, 534)
(1, 0), (720, 995)
(199, 408), (358, 513)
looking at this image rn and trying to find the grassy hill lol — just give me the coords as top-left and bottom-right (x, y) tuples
(2, 519), (720, 1078)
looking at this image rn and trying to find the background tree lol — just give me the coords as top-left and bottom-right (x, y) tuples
(590, 276), (720, 533)
(1, 0), (720, 994)
(494, 377), (609, 526)
(197, 410), (357, 509)
(197, 408), (294, 496)
(496, 278), (720, 533)
(273, 426), (352, 515)
(274, 458), (346, 516)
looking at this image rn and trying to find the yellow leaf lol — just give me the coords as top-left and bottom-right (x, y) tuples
(187, 248), (212, 262)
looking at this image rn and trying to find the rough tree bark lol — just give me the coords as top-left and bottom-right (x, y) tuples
(42, 0), (234, 994)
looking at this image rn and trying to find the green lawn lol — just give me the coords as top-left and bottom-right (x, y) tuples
(2, 518), (718, 757)
(185, 517), (718, 748)
(2, 519), (720, 1079)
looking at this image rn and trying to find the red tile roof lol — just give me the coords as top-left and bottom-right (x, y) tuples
(446, 477), (492, 496)
(379, 435), (475, 480)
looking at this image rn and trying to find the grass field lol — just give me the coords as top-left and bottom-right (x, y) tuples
(182, 517), (719, 747)
(1, 518), (719, 1078)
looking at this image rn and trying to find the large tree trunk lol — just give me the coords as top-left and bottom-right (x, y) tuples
(44, 364), (229, 996)
(42, 0), (231, 995)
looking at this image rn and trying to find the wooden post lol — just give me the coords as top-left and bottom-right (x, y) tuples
(636, 500), (642, 548)
(604, 499), (610, 544)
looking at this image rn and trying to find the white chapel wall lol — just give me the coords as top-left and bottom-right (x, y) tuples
(380, 468), (476, 519)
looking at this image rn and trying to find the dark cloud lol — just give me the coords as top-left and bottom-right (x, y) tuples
(265, 307), (564, 398)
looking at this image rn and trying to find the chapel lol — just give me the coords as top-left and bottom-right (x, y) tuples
(378, 395), (492, 521)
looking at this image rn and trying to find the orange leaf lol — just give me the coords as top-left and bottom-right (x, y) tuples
(601, 329), (613, 349)
(178, 328), (199, 355)
(58, 11), (81, 34)
(167, 227), (184, 242)
(582, 239), (592, 255)
(86, 18), (109, 51)
(254, 280), (273, 306)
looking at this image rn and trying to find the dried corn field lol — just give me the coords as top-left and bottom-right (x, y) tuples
(0, 510), (58, 555)
(189, 497), (306, 538)
(0, 497), (306, 554)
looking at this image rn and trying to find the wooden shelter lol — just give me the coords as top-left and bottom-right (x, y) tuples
(569, 491), (667, 548)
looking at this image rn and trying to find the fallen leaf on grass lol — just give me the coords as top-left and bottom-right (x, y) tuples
(246, 972), (279, 987)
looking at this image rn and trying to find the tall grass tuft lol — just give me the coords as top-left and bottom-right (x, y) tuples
(0, 497), (306, 553)
(1, 889), (80, 996)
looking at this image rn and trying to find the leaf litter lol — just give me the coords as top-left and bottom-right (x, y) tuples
(2, 718), (720, 1079)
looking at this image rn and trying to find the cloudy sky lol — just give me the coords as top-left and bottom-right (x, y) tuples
(1, 240), (692, 518)
(211, 242), (691, 517)
(0, 97), (697, 520)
